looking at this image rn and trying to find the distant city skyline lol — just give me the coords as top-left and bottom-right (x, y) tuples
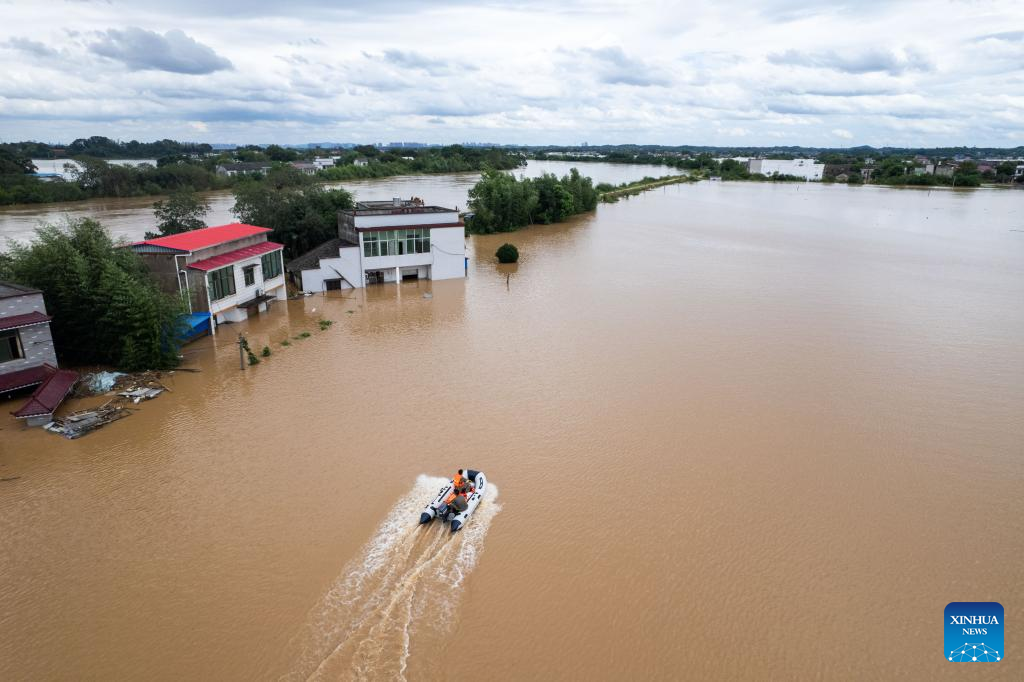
(2, 0), (1022, 147)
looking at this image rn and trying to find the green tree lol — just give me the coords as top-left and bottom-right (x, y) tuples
(495, 243), (519, 263)
(0, 148), (36, 175)
(0, 218), (184, 370)
(147, 188), (210, 238)
(232, 167), (354, 256)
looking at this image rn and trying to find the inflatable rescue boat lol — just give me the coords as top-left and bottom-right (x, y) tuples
(419, 469), (487, 532)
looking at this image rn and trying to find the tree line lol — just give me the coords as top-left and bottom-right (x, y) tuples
(0, 141), (525, 206)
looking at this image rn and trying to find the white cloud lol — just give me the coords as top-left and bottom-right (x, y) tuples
(0, 0), (1021, 145)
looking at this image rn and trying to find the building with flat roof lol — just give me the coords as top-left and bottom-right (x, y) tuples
(130, 224), (286, 333)
(288, 198), (465, 291)
(747, 158), (824, 181)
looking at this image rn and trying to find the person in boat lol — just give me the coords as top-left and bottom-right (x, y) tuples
(444, 487), (470, 514)
(452, 469), (469, 493)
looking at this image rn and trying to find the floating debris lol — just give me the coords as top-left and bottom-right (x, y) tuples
(81, 371), (125, 394)
(117, 387), (164, 404)
(44, 399), (134, 439)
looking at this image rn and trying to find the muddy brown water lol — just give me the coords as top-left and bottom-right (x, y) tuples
(0, 160), (680, 245)
(1, 180), (1023, 680)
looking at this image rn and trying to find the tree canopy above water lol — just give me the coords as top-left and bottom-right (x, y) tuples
(467, 168), (598, 234)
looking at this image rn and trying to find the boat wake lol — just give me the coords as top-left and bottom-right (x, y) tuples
(282, 475), (501, 681)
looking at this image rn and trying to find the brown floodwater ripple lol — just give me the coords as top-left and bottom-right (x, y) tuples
(1, 180), (1022, 680)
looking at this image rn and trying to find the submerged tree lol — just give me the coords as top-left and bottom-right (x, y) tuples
(147, 187), (210, 238)
(0, 218), (184, 370)
(467, 167), (598, 233)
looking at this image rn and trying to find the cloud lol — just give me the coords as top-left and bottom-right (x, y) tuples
(2, 37), (60, 59)
(832, 128), (853, 139)
(89, 28), (233, 74)
(561, 46), (672, 87)
(768, 46), (933, 75)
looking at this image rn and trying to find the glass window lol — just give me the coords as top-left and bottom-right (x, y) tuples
(243, 265), (256, 287)
(0, 330), (24, 363)
(208, 266), (236, 301)
(261, 251), (282, 279)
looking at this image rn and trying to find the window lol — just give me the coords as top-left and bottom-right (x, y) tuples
(1, 330), (25, 363)
(363, 229), (429, 257)
(243, 265), (256, 287)
(261, 251), (282, 279)
(208, 266), (236, 301)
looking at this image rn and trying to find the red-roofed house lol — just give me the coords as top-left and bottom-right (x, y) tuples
(130, 224), (286, 332)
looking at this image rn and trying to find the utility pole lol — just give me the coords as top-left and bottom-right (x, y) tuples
(238, 333), (246, 371)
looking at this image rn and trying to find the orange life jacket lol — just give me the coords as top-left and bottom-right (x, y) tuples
(453, 473), (466, 488)
(445, 491), (457, 505)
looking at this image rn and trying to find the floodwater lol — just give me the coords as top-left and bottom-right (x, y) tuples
(2, 179), (1023, 680)
(0, 160), (679, 246)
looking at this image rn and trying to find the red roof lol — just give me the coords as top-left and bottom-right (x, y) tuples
(12, 367), (78, 418)
(187, 241), (284, 272)
(0, 310), (52, 332)
(0, 364), (51, 394)
(133, 224), (271, 252)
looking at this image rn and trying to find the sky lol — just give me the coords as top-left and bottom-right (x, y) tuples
(1, 0), (1022, 147)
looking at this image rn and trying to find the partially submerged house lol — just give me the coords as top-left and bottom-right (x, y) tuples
(216, 162), (273, 177)
(1, 282), (77, 426)
(287, 198), (466, 291)
(130, 224), (286, 334)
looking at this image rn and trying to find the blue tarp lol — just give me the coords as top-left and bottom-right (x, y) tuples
(179, 312), (211, 343)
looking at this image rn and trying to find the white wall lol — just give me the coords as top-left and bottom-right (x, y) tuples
(355, 211), (460, 229)
(747, 159), (823, 181)
(430, 226), (466, 280)
(209, 250), (286, 316)
(301, 246), (362, 291)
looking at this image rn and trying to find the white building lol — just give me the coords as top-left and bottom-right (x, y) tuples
(290, 161), (318, 175)
(353, 158), (369, 167)
(131, 224), (287, 332)
(313, 157), (338, 170)
(747, 158), (824, 181)
(288, 199), (466, 291)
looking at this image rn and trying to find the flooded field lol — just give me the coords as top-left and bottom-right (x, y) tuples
(1, 180), (1023, 680)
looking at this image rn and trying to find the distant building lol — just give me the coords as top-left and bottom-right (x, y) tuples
(130, 224), (286, 332)
(216, 162), (273, 177)
(312, 157), (338, 170)
(0, 282), (77, 426)
(353, 158), (370, 167)
(860, 168), (873, 182)
(935, 164), (956, 177)
(835, 173), (850, 182)
(1016, 164), (1024, 179)
(746, 158), (824, 181)
(287, 198), (465, 291)
(290, 161), (318, 175)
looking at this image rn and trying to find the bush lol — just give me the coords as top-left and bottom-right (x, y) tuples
(496, 243), (519, 263)
(261, 345), (271, 357)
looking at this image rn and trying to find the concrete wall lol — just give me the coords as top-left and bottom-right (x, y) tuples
(429, 226), (467, 280)
(301, 247), (362, 291)
(209, 252), (286, 317)
(0, 292), (58, 374)
(354, 211), (460, 229)
(747, 159), (824, 181)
